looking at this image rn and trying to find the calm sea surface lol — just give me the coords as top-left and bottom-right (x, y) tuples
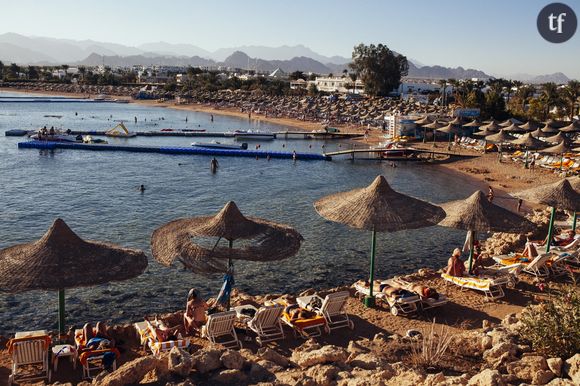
(0, 92), (480, 334)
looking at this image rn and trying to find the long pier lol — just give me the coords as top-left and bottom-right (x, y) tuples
(324, 147), (477, 161)
(6, 129), (363, 140)
(18, 141), (331, 161)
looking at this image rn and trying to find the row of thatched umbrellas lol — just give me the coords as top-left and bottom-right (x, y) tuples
(1, 177), (579, 334)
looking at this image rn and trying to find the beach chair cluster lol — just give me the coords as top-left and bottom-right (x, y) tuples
(457, 136), (489, 152)
(6, 329), (121, 383)
(73, 329), (120, 379)
(353, 280), (448, 315)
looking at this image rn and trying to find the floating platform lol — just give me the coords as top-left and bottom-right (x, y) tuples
(18, 141), (331, 161)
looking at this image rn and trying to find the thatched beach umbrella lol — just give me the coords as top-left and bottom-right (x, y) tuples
(314, 176), (445, 307)
(437, 123), (462, 147)
(480, 121), (502, 132)
(513, 180), (580, 251)
(559, 122), (580, 133)
(510, 133), (546, 149)
(414, 115), (432, 125)
(541, 121), (560, 134)
(463, 120), (481, 128)
(485, 129), (516, 143)
(0, 218), (148, 335)
(439, 191), (535, 272)
(423, 120), (444, 144)
(544, 132), (569, 144)
(151, 201), (302, 308)
(503, 123), (526, 134)
(520, 121), (540, 132)
(530, 127), (548, 138)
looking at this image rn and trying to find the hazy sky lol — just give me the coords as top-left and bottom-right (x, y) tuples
(2, 0), (580, 78)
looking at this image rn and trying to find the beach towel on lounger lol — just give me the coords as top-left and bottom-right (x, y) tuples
(441, 273), (492, 291)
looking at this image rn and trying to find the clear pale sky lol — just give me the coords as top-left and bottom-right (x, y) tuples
(2, 0), (579, 78)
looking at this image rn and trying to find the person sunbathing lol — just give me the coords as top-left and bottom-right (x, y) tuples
(553, 230), (576, 246)
(410, 284), (440, 300)
(82, 322), (115, 348)
(183, 288), (210, 335)
(285, 304), (316, 321)
(446, 248), (465, 277)
(145, 317), (181, 342)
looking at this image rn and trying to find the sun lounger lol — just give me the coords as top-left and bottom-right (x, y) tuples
(133, 321), (191, 355)
(235, 304), (285, 346)
(7, 334), (52, 385)
(79, 348), (120, 379)
(201, 311), (242, 349)
(440, 273), (506, 300)
(383, 278), (448, 310)
(296, 291), (354, 332)
(493, 253), (552, 278)
(353, 280), (420, 316)
(267, 299), (326, 338)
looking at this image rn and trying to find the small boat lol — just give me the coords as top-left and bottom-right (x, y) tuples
(233, 130), (275, 140)
(113, 99), (129, 104)
(192, 141), (248, 150)
(105, 122), (137, 138)
(182, 129), (207, 132)
(5, 129), (29, 137)
(30, 130), (78, 142)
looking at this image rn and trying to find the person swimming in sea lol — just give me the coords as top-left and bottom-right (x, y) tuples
(139, 184), (146, 193)
(210, 157), (219, 173)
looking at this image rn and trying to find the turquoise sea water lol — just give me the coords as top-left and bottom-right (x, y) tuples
(0, 92), (477, 335)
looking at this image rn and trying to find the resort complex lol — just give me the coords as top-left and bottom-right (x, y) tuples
(1, 2), (580, 385)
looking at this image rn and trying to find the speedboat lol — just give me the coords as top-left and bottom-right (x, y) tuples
(233, 130), (275, 140)
(192, 141), (248, 150)
(105, 122), (137, 138)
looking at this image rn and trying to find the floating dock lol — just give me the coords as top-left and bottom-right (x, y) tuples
(6, 129), (363, 140)
(18, 141), (331, 161)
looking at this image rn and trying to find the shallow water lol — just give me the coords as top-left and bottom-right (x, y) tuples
(0, 93), (478, 335)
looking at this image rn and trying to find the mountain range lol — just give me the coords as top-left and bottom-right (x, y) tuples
(0, 33), (571, 83)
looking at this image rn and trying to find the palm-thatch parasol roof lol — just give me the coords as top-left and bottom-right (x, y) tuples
(503, 123), (526, 133)
(463, 120), (481, 127)
(541, 121), (560, 133)
(544, 132), (569, 144)
(151, 201), (303, 274)
(520, 121), (540, 131)
(473, 127), (499, 137)
(0, 218), (148, 292)
(436, 123), (462, 135)
(542, 141), (573, 154)
(499, 118), (522, 127)
(510, 133), (547, 149)
(449, 116), (463, 125)
(313, 176), (446, 232)
(480, 121), (501, 132)
(559, 121), (580, 133)
(567, 176), (580, 191)
(530, 127), (548, 138)
(439, 191), (535, 233)
(423, 121), (444, 129)
(485, 129), (516, 143)
(414, 116), (433, 125)
(513, 179), (580, 212)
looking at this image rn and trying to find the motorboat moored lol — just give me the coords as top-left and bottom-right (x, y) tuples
(233, 130), (275, 140)
(192, 141), (248, 150)
(105, 122), (137, 138)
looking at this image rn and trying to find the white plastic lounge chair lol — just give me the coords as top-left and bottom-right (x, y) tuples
(522, 253), (553, 278)
(384, 278), (449, 310)
(353, 281), (420, 315)
(441, 273), (506, 300)
(297, 291), (354, 332)
(201, 311), (241, 349)
(7, 335), (51, 385)
(245, 304), (285, 346)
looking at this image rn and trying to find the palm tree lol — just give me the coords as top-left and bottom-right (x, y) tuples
(541, 82), (561, 118)
(561, 80), (580, 120)
(349, 72), (358, 94)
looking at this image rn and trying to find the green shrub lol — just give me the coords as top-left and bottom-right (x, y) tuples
(519, 285), (580, 358)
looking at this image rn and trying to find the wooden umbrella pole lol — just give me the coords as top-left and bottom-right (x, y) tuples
(467, 230), (475, 274)
(546, 207), (556, 253)
(572, 212), (577, 233)
(227, 239), (233, 311)
(364, 229), (377, 308)
(58, 288), (65, 336)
